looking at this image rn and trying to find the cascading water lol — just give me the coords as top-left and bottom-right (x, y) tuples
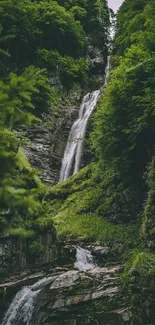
(74, 246), (95, 271)
(59, 90), (100, 182)
(2, 276), (54, 325)
(2, 249), (95, 325)
(59, 57), (110, 182)
(2, 58), (110, 325)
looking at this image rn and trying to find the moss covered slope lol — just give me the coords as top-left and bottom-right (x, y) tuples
(46, 165), (139, 252)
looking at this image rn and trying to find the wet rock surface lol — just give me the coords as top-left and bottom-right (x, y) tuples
(24, 47), (107, 186)
(47, 266), (121, 308)
(24, 90), (83, 186)
(36, 263), (130, 325)
(0, 245), (132, 325)
(86, 44), (107, 87)
(35, 246), (131, 324)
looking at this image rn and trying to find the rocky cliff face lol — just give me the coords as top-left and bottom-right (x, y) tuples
(0, 229), (58, 279)
(24, 89), (83, 185)
(24, 46), (107, 186)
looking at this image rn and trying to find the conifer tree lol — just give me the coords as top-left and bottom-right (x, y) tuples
(0, 66), (50, 234)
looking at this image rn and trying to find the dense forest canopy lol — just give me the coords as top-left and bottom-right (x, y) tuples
(0, 0), (110, 85)
(91, 0), (155, 236)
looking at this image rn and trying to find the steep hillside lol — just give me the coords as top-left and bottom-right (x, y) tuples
(0, 0), (110, 185)
(1, 0), (155, 324)
(47, 0), (155, 323)
(0, 0), (110, 234)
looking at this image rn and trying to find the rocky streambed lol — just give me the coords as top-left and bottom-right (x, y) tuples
(0, 245), (133, 325)
(0, 247), (132, 325)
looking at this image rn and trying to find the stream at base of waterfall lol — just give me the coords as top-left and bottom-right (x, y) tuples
(1, 245), (126, 325)
(2, 248), (95, 325)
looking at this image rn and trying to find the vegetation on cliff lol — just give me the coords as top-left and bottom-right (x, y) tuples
(48, 0), (155, 243)
(91, 0), (155, 241)
(0, 0), (110, 89)
(0, 0), (110, 234)
(1, 0), (155, 322)
(0, 66), (50, 234)
(46, 0), (155, 321)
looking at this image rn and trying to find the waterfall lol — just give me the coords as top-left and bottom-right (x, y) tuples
(74, 247), (95, 271)
(2, 58), (110, 324)
(103, 56), (110, 88)
(59, 57), (110, 182)
(2, 250), (95, 324)
(2, 276), (54, 325)
(59, 90), (100, 182)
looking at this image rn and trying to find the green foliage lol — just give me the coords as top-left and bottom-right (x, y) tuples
(0, 0), (110, 87)
(54, 209), (138, 246)
(31, 216), (55, 234)
(0, 0), (92, 88)
(46, 166), (139, 249)
(0, 66), (49, 234)
(17, 147), (43, 187)
(0, 0), (110, 235)
(122, 250), (155, 323)
(29, 241), (44, 255)
(90, 0), (155, 224)
(142, 156), (155, 247)
(37, 49), (88, 86)
(115, 0), (147, 55)
(59, 0), (110, 45)
(36, 1), (155, 322)
(84, 3), (155, 318)
(70, 6), (87, 21)
(0, 0), (85, 59)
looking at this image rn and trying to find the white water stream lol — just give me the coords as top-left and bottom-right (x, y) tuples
(74, 246), (95, 271)
(59, 90), (100, 182)
(2, 247), (95, 324)
(59, 57), (110, 182)
(2, 276), (54, 325)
